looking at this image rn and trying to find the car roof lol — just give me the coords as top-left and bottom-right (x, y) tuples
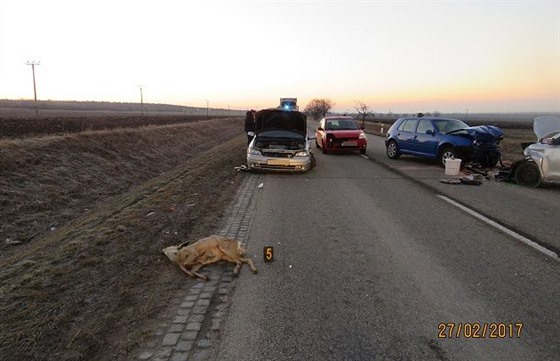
(398, 117), (463, 121)
(324, 116), (355, 121)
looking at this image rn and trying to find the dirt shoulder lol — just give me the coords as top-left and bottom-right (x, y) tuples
(0, 125), (248, 360)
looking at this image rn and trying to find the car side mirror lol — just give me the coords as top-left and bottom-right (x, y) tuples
(247, 131), (255, 137)
(426, 129), (435, 135)
(360, 125), (365, 130)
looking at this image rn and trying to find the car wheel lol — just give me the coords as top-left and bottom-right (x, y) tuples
(439, 146), (457, 167)
(386, 140), (400, 159)
(360, 149), (366, 155)
(514, 161), (541, 188)
(484, 156), (500, 168)
(310, 153), (317, 169)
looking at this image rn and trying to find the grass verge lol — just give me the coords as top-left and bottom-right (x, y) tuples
(0, 131), (248, 360)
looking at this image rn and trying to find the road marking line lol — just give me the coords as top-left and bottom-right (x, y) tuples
(437, 195), (559, 261)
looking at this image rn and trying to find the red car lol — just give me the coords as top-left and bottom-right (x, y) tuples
(315, 116), (367, 154)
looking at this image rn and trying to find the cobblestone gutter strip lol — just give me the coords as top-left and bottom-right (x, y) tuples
(136, 173), (261, 361)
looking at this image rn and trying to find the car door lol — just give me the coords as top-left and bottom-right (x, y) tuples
(395, 119), (418, 152)
(542, 132), (560, 181)
(413, 118), (439, 157)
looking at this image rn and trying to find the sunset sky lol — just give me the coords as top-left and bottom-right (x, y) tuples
(0, 0), (558, 113)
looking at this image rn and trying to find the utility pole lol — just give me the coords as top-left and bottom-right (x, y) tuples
(26, 60), (40, 116)
(137, 85), (146, 116)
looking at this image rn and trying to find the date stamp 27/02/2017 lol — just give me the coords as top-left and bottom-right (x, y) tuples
(438, 322), (524, 339)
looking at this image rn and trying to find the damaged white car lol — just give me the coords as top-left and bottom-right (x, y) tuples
(512, 115), (560, 187)
(247, 108), (313, 172)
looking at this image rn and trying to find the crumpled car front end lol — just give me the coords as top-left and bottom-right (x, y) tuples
(451, 125), (504, 166)
(512, 116), (560, 187)
(524, 136), (560, 182)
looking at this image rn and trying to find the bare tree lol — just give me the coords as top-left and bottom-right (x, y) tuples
(304, 98), (334, 120)
(355, 101), (373, 127)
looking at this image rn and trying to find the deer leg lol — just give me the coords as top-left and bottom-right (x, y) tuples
(179, 263), (208, 281)
(191, 264), (210, 281)
(216, 248), (244, 275)
(218, 248), (258, 275)
(239, 256), (258, 273)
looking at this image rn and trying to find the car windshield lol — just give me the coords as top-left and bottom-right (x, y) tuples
(434, 119), (469, 134)
(325, 119), (359, 130)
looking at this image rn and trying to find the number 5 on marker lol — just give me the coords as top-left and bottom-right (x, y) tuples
(264, 246), (274, 262)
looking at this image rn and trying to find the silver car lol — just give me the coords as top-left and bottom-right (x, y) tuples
(512, 115), (560, 187)
(247, 108), (313, 172)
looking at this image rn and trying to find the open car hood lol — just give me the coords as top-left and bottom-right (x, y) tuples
(255, 108), (307, 135)
(449, 125), (503, 142)
(533, 115), (560, 140)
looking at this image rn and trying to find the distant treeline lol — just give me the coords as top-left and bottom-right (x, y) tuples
(0, 99), (200, 112)
(341, 111), (559, 129)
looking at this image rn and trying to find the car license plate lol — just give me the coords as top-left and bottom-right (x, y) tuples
(342, 141), (357, 147)
(267, 159), (291, 166)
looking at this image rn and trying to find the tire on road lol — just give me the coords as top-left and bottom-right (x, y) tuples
(386, 140), (401, 159)
(514, 161), (541, 188)
(439, 146), (457, 167)
(484, 155), (500, 168)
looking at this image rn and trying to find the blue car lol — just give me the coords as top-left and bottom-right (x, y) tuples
(385, 116), (503, 167)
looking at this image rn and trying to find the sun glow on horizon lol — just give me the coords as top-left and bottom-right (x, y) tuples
(0, 0), (558, 113)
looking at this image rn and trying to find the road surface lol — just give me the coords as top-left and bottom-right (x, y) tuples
(212, 126), (560, 361)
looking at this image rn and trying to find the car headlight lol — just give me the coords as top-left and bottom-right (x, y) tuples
(248, 148), (261, 156)
(295, 151), (309, 157)
(359, 132), (367, 140)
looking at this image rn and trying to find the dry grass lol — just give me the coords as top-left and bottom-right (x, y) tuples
(0, 114), (223, 139)
(0, 118), (242, 248)
(0, 119), (248, 360)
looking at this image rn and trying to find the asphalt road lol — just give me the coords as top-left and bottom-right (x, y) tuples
(361, 124), (560, 255)
(213, 126), (560, 361)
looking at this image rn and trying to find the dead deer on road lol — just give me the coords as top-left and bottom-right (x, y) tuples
(162, 235), (258, 280)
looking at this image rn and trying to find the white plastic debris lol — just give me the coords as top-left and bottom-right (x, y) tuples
(234, 165), (249, 172)
(146, 212), (155, 217)
(289, 265), (292, 269)
(258, 182), (264, 189)
(5, 238), (20, 245)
